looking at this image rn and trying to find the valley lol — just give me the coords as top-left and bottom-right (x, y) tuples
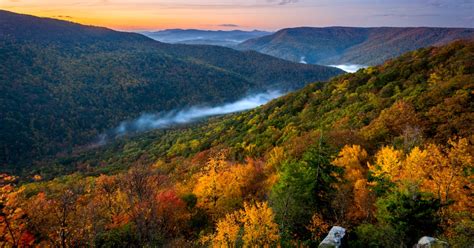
(3, 36), (471, 248)
(0, 10), (341, 169)
(0, 7), (473, 248)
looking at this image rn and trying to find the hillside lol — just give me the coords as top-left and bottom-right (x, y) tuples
(237, 27), (474, 65)
(141, 29), (271, 47)
(0, 10), (342, 168)
(44, 39), (474, 177)
(3, 40), (472, 247)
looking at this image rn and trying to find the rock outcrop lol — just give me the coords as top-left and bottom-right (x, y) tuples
(318, 226), (346, 248)
(415, 236), (449, 248)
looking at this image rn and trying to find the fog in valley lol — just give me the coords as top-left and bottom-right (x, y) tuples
(329, 64), (367, 73)
(95, 90), (283, 145)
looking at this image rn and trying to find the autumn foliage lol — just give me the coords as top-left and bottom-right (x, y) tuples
(1, 40), (473, 247)
(206, 202), (280, 247)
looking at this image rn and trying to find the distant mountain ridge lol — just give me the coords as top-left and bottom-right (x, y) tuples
(141, 29), (271, 47)
(0, 10), (342, 167)
(237, 26), (474, 65)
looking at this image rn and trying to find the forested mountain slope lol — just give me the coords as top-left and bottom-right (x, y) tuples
(238, 26), (474, 65)
(1, 39), (472, 247)
(0, 10), (342, 167)
(62, 40), (474, 174)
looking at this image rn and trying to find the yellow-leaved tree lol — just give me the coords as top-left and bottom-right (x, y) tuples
(306, 213), (330, 242)
(370, 138), (472, 210)
(193, 153), (264, 220)
(369, 146), (403, 181)
(369, 138), (473, 238)
(210, 211), (241, 248)
(206, 201), (280, 248)
(332, 145), (374, 223)
(193, 151), (228, 218)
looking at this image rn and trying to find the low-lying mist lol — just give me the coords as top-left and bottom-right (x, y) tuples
(95, 90), (283, 145)
(329, 64), (367, 73)
(296, 58), (366, 73)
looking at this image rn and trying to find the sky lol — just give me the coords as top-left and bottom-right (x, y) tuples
(1, 0), (473, 31)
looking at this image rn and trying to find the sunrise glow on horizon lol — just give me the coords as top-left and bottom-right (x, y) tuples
(1, 0), (473, 31)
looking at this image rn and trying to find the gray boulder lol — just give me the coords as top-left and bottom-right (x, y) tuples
(415, 236), (449, 248)
(318, 226), (346, 248)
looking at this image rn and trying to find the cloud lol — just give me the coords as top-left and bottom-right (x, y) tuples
(371, 13), (440, 18)
(299, 56), (307, 64)
(53, 15), (74, 19)
(428, 0), (473, 8)
(81, 1), (302, 10)
(267, 0), (299, 5)
(218, 24), (240, 27)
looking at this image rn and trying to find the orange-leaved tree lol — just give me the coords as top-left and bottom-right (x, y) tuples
(0, 174), (35, 247)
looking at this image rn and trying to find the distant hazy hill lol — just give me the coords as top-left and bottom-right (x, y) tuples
(237, 27), (474, 65)
(0, 10), (342, 167)
(141, 29), (271, 47)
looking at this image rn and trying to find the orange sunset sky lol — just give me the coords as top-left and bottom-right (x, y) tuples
(1, 0), (472, 31)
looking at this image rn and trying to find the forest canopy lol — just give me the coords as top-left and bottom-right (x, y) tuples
(1, 39), (472, 247)
(0, 10), (342, 170)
